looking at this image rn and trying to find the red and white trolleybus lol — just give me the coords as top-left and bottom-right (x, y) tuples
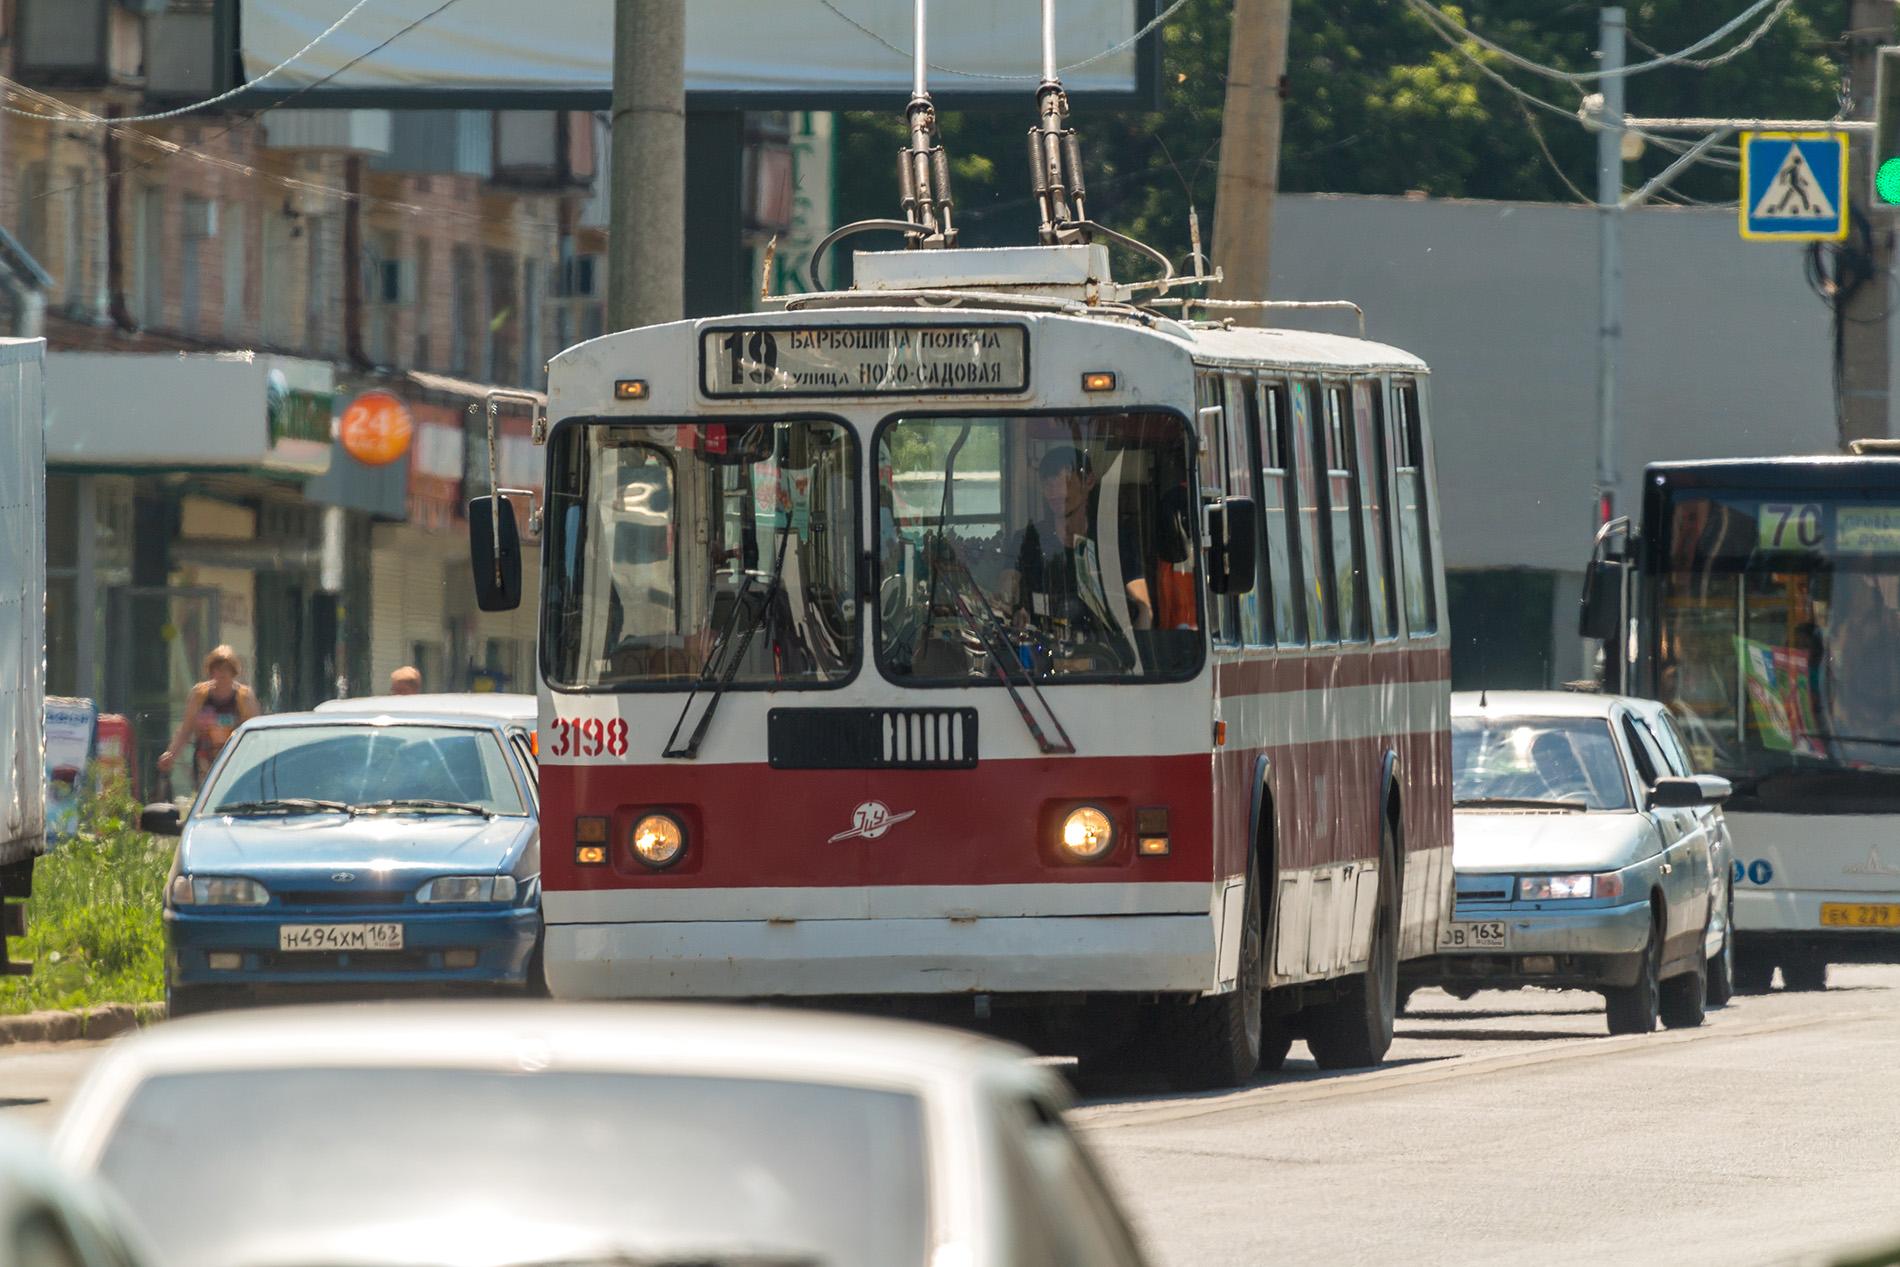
(470, 24), (1451, 1087)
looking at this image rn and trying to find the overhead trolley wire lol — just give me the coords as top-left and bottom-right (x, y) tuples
(814, 0), (1192, 81)
(1, 0), (379, 123)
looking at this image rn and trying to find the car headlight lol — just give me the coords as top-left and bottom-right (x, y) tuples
(173, 876), (270, 906)
(416, 875), (520, 904)
(631, 814), (686, 869)
(1519, 873), (1624, 901)
(1058, 805), (1116, 861)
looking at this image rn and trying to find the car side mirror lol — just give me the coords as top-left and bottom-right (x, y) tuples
(1207, 496), (1258, 595)
(1578, 558), (1623, 640)
(469, 495), (523, 613)
(139, 803), (182, 836)
(1650, 775), (1730, 809)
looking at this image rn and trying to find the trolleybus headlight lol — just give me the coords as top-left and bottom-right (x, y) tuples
(631, 813), (686, 868)
(1058, 806), (1116, 861)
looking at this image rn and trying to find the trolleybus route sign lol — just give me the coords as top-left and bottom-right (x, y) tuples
(700, 324), (1030, 398)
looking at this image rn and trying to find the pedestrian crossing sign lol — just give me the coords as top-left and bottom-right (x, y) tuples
(1740, 131), (1848, 242)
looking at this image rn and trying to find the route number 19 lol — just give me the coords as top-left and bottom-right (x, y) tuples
(1759, 502), (1823, 550)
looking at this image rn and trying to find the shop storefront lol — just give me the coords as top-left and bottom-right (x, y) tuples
(44, 351), (340, 795)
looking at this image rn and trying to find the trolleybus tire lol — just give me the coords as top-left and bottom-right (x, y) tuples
(164, 980), (220, 1020)
(1780, 949), (1828, 993)
(1304, 820), (1400, 1070)
(1604, 906), (1663, 1035)
(1161, 864), (1264, 1091)
(1732, 941), (1775, 995)
(1658, 933), (1708, 1030)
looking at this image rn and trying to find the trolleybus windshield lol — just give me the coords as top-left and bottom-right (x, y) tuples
(1652, 489), (1900, 799)
(876, 411), (1202, 684)
(541, 418), (860, 690)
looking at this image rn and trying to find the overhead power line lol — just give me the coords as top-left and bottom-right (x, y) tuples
(1402, 0), (1797, 85)
(815, 0), (1192, 82)
(1, 0), (377, 123)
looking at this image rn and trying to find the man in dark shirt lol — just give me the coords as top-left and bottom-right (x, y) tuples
(1000, 446), (1152, 661)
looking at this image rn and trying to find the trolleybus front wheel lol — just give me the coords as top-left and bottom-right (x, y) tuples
(1160, 862), (1264, 1091)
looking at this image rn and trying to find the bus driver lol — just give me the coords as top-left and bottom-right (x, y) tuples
(1000, 445), (1152, 669)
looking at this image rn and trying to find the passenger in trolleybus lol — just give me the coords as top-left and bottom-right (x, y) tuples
(875, 413), (1201, 683)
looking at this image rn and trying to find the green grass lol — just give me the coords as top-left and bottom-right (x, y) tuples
(1, 781), (172, 1016)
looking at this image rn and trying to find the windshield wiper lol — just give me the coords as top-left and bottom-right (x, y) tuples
(213, 798), (353, 817)
(1454, 796), (1589, 811)
(352, 799), (494, 817)
(928, 533), (1076, 755)
(664, 524), (794, 760)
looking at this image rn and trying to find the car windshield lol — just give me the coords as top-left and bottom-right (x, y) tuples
(876, 412), (1202, 683)
(1452, 716), (1632, 810)
(93, 1067), (928, 1267)
(1654, 491), (1900, 784)
(541, 419), (860, 690)
(200, 725), (528, 817)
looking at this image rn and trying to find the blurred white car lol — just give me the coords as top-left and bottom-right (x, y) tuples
(51, 1003), (1149, 1267)
(0, 1121), (150, 1267)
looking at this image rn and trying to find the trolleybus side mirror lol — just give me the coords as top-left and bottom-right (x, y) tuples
(1578, 558), (1622, 641)
(1208, 496), (1258, 595)
(469, 495), (523, 613)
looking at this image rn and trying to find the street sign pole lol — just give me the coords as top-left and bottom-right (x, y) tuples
(1595, 6), (1624, 533)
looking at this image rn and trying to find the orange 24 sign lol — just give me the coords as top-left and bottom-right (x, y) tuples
(338, 391), (414, 467)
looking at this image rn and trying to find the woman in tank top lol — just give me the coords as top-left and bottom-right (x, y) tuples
(158, 645), (261, 787)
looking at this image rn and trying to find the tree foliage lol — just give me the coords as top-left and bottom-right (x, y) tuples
(834, 0), (1852, 269)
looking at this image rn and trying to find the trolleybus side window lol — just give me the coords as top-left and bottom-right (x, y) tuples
(541, 418), (861, 690)
(1195, 373), (1237, 646)
(1392, 379), (1439, 636)
(1322, 382), (1370, 642)
(1253, 378), (1305, 647)
(1223, 373), (1266, 647)
(1354, 377), (1400, 641)
(874, 411), (1202, 684)
(1289, 380), (1335, 643)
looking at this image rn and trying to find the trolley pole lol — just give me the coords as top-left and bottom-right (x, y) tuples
(1594, 6), (1625, 527)
(1210, 0), (1293, 323)
(608, 0), (687, 332)
(1840, 0), (1896, 447)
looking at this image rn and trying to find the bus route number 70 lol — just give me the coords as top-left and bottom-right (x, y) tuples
(1759, 502), (1823, 551)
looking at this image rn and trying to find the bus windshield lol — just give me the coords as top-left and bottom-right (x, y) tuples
(1653, 490), (1900, 789)
(542, 419), (860, 690)
(876, 412), (1202, 684)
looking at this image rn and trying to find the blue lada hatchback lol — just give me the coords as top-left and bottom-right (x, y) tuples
(143, 703), (540, 1015)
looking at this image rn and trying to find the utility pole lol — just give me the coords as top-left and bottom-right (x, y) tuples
(1594, 7), (1625, 527)
(1840, 0), (1896, 446)
(1210, 0), (1293, 322)
(608, 0), (686, 332)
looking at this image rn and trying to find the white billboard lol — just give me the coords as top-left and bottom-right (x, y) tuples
(238, 0), (1150, 103)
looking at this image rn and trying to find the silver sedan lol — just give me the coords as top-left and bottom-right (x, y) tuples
(1404, 690), (1732, 1034)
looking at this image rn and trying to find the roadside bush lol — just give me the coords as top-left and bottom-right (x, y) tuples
(0, 778), (171, 1016)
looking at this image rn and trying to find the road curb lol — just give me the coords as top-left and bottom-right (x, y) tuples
(0, 1002), (164, 1046)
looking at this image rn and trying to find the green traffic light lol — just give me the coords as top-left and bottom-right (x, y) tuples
(1879, 158), (1900, 205)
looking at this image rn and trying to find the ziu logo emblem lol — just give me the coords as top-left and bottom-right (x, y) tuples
(829, 800), (916, 843)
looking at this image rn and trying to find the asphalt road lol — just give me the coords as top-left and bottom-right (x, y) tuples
(5, 969), (1900, 1266)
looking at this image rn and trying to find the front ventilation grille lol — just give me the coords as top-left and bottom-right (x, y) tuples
(768, 708), (979, 770)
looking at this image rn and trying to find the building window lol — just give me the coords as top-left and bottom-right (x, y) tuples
(179, 197), (210, 334)
(261, 208), (297, 348)
(222, 202), (246, 342)
(520, 259), (541, 386)
(413, 237), (433, 368)
(483, 250), (518, 383)
(136, 188), (165, 329)
(450, 243), (477, 374)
